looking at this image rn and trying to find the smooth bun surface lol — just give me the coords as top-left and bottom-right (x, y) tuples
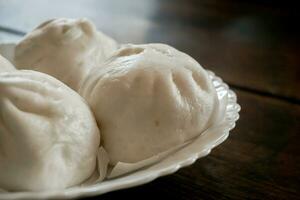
(79, 43), (219, 164)
(0, 54), (15, 72)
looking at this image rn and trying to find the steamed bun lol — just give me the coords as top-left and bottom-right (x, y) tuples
(14, 18), (118, 90)
(0, 54), (15, 72)
(0, 70), (100, 191)
(79, 43), (219, 164)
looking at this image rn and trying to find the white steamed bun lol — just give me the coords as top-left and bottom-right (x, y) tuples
(0, 54), (15, 72)
(0, 70), (100, 191)
(14, 18), (118, 90)
(79, 43), (219, 164)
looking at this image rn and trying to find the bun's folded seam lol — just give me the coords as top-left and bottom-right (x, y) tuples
(14, 18), (118, 91)
(79, 43), (221, 173)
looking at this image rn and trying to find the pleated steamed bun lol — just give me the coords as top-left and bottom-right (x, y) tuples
(14, 18), (118, 90)
(79, 43), (220, 165)
(0, 70), (100, 191)
(0, 54), (15, 72)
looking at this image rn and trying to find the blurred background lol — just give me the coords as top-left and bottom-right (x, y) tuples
(0, 0), (299, 199)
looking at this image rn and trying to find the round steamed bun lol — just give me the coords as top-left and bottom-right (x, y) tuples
(14, 18), (118, 90)
(0, 70), (100, 191)
(79, 43), (219, 164)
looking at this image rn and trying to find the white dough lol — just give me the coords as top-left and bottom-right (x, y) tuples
(14, 18), (118, 90)
(0, 54), (15, 72)
(79, 43), (219, 165)
(0, 70), (100, 191)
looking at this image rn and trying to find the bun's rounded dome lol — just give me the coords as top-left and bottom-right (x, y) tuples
(79, 43), (219, 164)
(14, 18), (118, 90)
(0, 70), (100, 191)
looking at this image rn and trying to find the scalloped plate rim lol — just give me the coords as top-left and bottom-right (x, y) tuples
(0, 43), (240, 200)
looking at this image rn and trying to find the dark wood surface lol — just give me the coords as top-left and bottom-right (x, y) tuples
(0, 0), (299, 199)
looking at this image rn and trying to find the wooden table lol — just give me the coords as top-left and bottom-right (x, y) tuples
(0, 0), (299, 199)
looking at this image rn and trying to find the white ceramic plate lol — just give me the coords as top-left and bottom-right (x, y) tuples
(0, 43), (240, 200)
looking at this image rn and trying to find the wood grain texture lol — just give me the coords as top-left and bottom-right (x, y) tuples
(0, 0), (299, 100)
(0, 0), (299, 199)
